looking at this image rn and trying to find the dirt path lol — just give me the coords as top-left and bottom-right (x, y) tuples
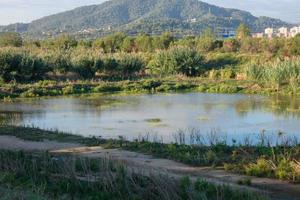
(52, 147), (300, 200)
(0, 137), (299, 200)
(0, 135), (83, 151)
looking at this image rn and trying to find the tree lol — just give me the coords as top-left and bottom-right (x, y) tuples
(236, 24), (251, 40)
(223, 38), (239, 52)
(0, 32), (23, 47)
(102, 32), (126, 53)
(121, 37), (135, 53)
(93, 39), (106, 53)
(289, 34), (300, 55)
(135, 34), (153, 52)
(160, 32), (175, 49)
(197, 28), (216, 52)
(55, 34), (78, 50)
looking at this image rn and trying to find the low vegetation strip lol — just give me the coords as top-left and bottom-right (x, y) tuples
(0, 149), (268, 200)
(1, 126), (299, 184)
(0, 77), (296, 101)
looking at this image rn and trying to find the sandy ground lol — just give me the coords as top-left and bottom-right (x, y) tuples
(1, 136), (299, 200)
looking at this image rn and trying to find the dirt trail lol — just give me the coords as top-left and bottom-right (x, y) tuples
(52, 147), (300, 200)
(0, 136), (82, 151)
(0, 137), (299, 200)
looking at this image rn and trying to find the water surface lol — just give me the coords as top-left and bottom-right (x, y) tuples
(1, 93), (300, 143)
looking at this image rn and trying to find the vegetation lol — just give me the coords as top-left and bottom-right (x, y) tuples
(0, 148), (268, 200)
(1, 126), (300, 184)
(245, 59), (300, 93)
(0, 32), (22, 47)
(0, 0), (290, 38)
(0, 25), (299, 99)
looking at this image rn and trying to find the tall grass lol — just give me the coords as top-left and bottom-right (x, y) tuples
(0, 150), (267, 200)
(245, 59), (300, 92)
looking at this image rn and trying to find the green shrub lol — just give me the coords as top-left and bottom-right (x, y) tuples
(62, 85), (75, 95)
(149, 47), (205, 77)
(0, 32), (22, 47)
(92, 83), (122, 93)
(118, 55), (145, 78)
(245, 158), (274, 177)
(0, 50), (48, 82)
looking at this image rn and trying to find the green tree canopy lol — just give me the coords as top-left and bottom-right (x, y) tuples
(197, 28), (216, 52)
(236, 24), (251, 40)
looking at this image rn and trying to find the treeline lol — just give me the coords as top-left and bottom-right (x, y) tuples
(1, 26), (299, 55)
(0, 24), (300, 84)
(0, 47), (207, 82)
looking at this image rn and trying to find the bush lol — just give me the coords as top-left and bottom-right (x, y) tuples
(245, 158), (274, 177)
(0, 50), (48, 82)
(149, 47), (205, 77)
(118, 55), (145, 78)
(0, 32), (22, 47)
(62, 85), (75, 95)
(223, 39), (239, 52)
(289, 34), (300, 55)
(72, 56), (100, 79)
(45, 53), (72, 73)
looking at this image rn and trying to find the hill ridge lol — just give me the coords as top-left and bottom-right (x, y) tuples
(0, 0), (292, 38)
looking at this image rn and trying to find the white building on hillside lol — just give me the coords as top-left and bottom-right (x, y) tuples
(257, 26), (300, 39)
(252, 33), (264, 38)
(290, 26), (300, 37)
(277, 27), (289, 37)
(264, 28), (274, 38)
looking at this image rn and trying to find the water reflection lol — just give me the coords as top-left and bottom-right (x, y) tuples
(0, 93), (299, 142)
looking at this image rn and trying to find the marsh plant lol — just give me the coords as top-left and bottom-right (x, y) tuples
(0, 150), (267, 200)
(245, 59), (300, 92)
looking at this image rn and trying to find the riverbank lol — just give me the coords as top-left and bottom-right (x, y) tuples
(0, 148), (269, 200)
(1, 126), (299, 184)
(1, 126), (300, 199)
(0, 77), (299, 101)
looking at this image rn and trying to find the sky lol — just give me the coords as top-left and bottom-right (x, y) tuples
(0, 0), (299, 25)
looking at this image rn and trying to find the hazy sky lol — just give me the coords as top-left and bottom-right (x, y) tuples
(0, 0), (299, 25)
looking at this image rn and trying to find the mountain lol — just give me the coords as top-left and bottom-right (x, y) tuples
(0, 0), (292, 38)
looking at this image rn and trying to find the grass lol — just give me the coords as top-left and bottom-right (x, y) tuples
(0, 76), (299, 102)
(0, 126), (104, 146)
(145, 118), (162, 123)
(0, 149), (268, 200)
(245, 59), (300, 94)
(1, 126), (300, 184)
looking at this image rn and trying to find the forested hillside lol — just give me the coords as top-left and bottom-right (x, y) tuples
(0, 0), (291, 38)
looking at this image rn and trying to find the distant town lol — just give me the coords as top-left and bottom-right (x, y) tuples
(253, 26), (300, 38)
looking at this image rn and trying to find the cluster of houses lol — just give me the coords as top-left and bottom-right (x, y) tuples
(253, 26), (300, 38)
